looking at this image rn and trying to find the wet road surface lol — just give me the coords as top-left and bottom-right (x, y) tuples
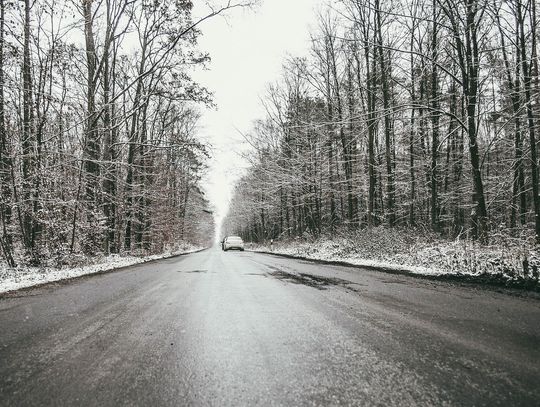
(1, 248), (539, 406)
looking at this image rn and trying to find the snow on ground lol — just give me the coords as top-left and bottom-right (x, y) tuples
(0, 244), (202, 294)
(249, 228), (540, 288)
(254, 243), (440, 276)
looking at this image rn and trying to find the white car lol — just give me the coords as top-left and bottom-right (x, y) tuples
(223, 236), (245, 251)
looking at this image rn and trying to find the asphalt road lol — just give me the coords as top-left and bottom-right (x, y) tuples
(1, 248), (539, 406)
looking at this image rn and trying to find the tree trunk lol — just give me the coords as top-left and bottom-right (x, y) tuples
(83, 0), (101, 253)
(124, 35), (148, 251)
(324, 38), (337, 232)
(430, 0), (440, 231)
(495, 4), (526, 229)
(21, 0), (36, 255)
(375, 0), (395, 226)
(102, 43), (117, 254)
(0, 0), (14, 266)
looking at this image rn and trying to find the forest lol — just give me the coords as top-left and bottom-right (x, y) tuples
(224, 0), (540, 254)
(0, 0), (231, 267)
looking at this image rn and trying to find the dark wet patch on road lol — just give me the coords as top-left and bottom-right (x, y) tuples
(0, 290), (43, 299)
(379, 279), (408, 285)
(177, 269), (208, 273)
(267, 268), (364, 292)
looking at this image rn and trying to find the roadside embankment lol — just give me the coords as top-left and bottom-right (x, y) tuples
(0, 244), (204, 294)
(249, 228), (540, 291)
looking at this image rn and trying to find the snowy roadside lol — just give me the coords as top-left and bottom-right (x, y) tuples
(248, 230), (540, 290)
(251, 245), (439, 276)
(0, 245), (203, 295)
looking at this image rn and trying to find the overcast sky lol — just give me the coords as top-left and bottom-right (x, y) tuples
(192, 0), (324, 233)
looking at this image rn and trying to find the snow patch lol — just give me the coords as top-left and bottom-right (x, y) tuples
(249, 228), (540, 288)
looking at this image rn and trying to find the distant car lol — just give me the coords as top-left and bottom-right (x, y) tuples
(223, 236), (244, 251)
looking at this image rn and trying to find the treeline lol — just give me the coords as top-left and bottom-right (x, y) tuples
(224, 0), (540, 245)
(0, 0), (236, 266)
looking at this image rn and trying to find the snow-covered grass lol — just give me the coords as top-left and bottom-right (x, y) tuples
(0, 243), (203, 294)
(249, 228), (540, 289)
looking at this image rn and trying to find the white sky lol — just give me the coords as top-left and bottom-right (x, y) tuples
(192, 0), (324, 233)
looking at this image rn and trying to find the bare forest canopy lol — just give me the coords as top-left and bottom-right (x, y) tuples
(222, 0), (540, 246)
(0, 0), (252, 267)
